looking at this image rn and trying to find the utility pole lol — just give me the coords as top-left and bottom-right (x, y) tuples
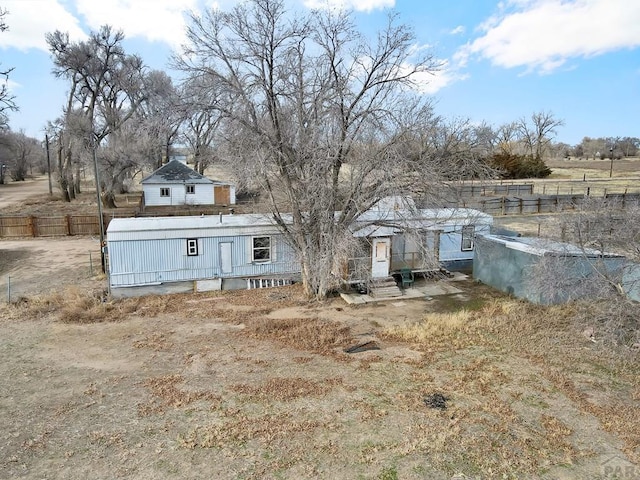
(45, 134), (53, 195)
(92, 135), (106, 274)
(609, 147), (614, 178)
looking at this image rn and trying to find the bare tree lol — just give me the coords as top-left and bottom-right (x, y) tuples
(135, 70), (184, 170)
(0, 129), (43, 181)
(180, 76), (222, 174)
(517, 111), (564, 159)
(0, 8), (17, 129)
(177, 0), (490, 298)
(47, 25), (146, 208)
(495, 122), (519, 154)
(533, 197), (640, 300)
(524, 198), (640, 348)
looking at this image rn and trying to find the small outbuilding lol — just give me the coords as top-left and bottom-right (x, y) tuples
(141, 159), (236, 207)
(473, 234), (626, 304)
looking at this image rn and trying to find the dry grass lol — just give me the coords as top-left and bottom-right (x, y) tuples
(0, 284), (307, 324)
(2, 278), (638, 477)
(177, 412), (322, 450)
(384, 296), (640, 464)
(231, 377), (343, 401)
(138, 374), (220, 416)
(244, 316), (354, 355)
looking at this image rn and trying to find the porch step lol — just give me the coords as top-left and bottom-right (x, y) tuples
(369, 276), (403, 298)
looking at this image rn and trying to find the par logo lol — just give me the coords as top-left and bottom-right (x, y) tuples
(601, 455), (639, 479)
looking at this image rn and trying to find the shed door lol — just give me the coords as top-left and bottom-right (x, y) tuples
(371, 237), (390, 278)
(220, 242), (233, 274)
(214, 185), (230, 205)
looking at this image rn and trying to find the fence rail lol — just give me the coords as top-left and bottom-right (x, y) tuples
(2, 191), (640, 238)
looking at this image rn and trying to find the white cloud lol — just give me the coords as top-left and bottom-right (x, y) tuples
(0, 0), (85, 52)
(449, 25), (465, 35)
(303, 0), (394, 13)
(74, 0), (202, 50)
(411, 59), (468, 95)
(457, 0), (640, 74)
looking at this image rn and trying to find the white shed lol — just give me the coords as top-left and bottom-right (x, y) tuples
(141, 159), (236, 207)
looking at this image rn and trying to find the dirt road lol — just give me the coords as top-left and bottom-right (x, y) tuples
(0, 175), (104, 300)
(0, 175), (52, 210)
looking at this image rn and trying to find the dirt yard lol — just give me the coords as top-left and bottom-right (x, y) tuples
(0, 277), (638, 479)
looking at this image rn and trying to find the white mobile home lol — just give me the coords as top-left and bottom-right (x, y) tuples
(141, 159), (236, 207)
(107, 214), (299, 298)
(107, 205), (492, 298)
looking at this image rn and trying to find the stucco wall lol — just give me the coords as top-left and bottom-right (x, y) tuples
(473, 235), (626, 305)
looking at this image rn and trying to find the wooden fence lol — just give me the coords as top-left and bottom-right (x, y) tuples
(0, 214), (113, 238)
(461, 192), (640, 216)
(2, 191), (640, 238)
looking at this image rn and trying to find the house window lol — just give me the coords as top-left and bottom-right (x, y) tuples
(252, 236), (271, 262)
(186, 184), (195, 194)
(160, 187), (170, 197)
(186, 238), (199, 256)
(461, 225), (475, 251)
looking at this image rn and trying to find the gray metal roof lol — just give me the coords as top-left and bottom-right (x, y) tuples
(480, 234), (623, 258)
(107, 207), (491, 242)
(140, 159), (214, 185)
(107, 213), (283, 240)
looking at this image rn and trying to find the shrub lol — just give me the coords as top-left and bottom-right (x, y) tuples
(490, 152), (552, 179)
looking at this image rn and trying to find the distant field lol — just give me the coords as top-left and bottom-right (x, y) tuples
(546, 156), (640, 179)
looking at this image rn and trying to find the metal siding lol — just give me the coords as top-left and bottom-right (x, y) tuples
(438, 223), (490, 262)
(109, 233), (299, 287)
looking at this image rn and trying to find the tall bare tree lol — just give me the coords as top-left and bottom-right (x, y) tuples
(0, 130), (44, 182)
(135, 70), (183, 170)
(517, 111), (564, 159)
(0, 7), (17, 129)
(177, 0), (489, 298)
(47, 25), (146, 208)
(180, 76), (222, 174)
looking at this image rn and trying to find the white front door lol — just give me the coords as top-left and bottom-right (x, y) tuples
(371, 237), (391, 278)
(220, 242), (233, 274)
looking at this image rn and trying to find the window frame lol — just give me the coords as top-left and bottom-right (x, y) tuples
(185, 184), (195, 195)
(160, 187), (170, 197)
(461, 225), (475, 252)
(251, 236), (271, 263)
(186, 238), (199, 256)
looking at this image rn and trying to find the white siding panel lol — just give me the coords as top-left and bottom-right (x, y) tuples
(172, 187), (186, 206)
(143, 185), (172, 206)
(184, 183), (213, 205)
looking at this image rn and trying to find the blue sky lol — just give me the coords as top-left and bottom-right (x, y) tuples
(1, 0), (639, 146)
